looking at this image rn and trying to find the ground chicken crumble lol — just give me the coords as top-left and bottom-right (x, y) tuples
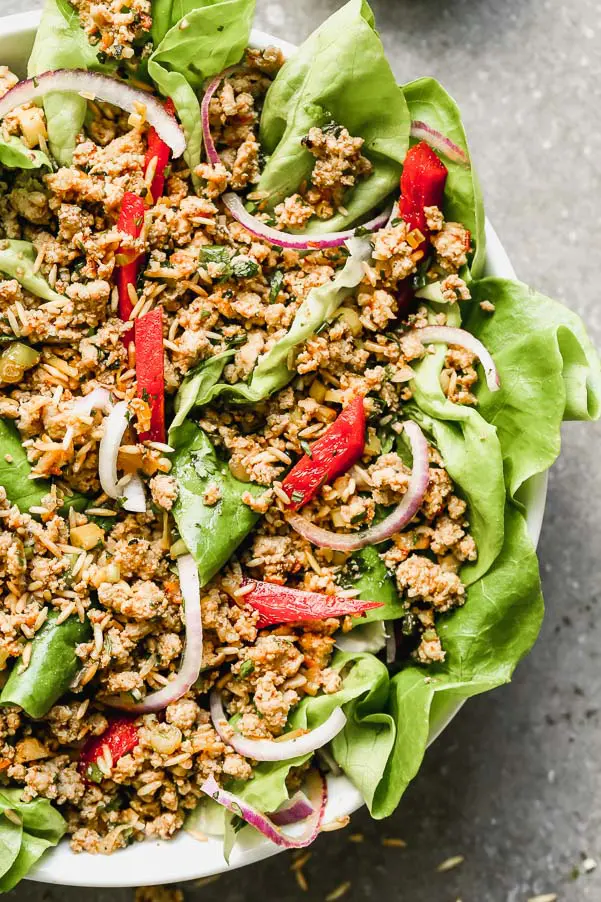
(0, 47), (484, 855)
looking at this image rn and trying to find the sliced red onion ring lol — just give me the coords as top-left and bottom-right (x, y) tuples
(222, 191), (392, 251)
(71, 387), (112, 418)
(269, 792), (314, 827)
(287, 421), (430, 551)
(201, 70), (390, 250)
(122, 474), (147, 514)
(201, 769), (327, 850)
(0, 70), (185, 158)
(98, 400), (131, 500)
(210, 690), (346, 762)
(104, 554), (202, 712)
(410, 120), (469, 166)
(412, 325), (500, 392)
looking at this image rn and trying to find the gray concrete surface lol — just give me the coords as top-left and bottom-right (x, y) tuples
(1, 0), (601, 899)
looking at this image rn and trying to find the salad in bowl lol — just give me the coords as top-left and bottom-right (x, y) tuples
(0, 0), (596, 890)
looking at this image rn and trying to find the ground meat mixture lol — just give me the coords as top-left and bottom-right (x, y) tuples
(0, 47), (482, 858)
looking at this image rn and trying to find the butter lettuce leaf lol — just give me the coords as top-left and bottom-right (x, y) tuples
(148, 0), (256, 171)
(402, 77), (486, 278)
(0, 791), (66, 891)
(0, 137), (51, 171)
(28, 0), (116, 165)
(257, 0), (410, 232)
(372, 503), (543, 816)
(170, 421), (263, 586)
(465, 278), (601, 497)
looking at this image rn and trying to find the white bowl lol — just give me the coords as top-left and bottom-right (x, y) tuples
(0, 12), (547, 887)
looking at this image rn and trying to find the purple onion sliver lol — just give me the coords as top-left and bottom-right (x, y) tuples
(412, 325), (500, 392)
(210, 689), (346, 761)
(201, 770), (327, 849)
(0, 70), (185, 157)
(286, 420), (430, 551)
(410, 120), (470, 167)
(269, 792), (314, 827)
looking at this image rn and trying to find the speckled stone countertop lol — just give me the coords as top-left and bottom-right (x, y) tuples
(1, 1), (600, 900)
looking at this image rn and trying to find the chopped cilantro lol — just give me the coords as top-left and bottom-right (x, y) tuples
(231, 257), (259, 279)
(290, 490), (304, 504)
(300, 439), (313, 458)
(268, 269), (284, 304)
(199, 246), (230, 267)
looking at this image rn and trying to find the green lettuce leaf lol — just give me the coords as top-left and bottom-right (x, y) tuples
(171, 421), (263, 586)
(342, 546), (402, 624)
(0, 137), (51, 171)
(257, 0), (410, 232)
(0, 814), (22, 882)
(408, 334), (506, 585)
(0, 241), (65, 304)
(148, 0), (256, 171)
(464, 278), (601, 497)
(402, 77), (486, 278)
(371, 502), (543, 817)
(28, 0), (116, 165)
(170, 349), (234, 433)
(172, 239), (371, 416)
(0, 610), (92, 719)
(0, 791), (66, 891)
(185, 651), (394, 833)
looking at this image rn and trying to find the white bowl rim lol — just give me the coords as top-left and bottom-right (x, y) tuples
(0, 11), (548, 887)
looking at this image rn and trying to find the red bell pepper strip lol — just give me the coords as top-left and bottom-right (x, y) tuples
(244, 579), (383, 628)
(281, 396), (366, 511)
(79, 717), (139, 783)
(399, 141), (448, 243)
(144, 98), (176, 203)
(134, 308), (166, 443)
(116, 191), (145, 340)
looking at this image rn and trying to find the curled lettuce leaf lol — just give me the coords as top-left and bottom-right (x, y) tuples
(0, 240), (65, 303)
(0, 791), (66, 891)
(465, 278), (601, 497)
(148, 0), (256, 171)
(257, 0), (410, 232)
(28, 0), (116, 165)
(0, 138), (51, 171)
(402, 77), (486, 278)
(170, 421), (263, 586)
(372, 503), (543, 816)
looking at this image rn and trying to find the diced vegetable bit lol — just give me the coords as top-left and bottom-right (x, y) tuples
(14, 737), (50, 763)
(268, 269), (284, 303)
(70, 523), (105, 550)
(78, 717), (139, 783)
(134, 308), (166, 443)
(243, 579), (383, 628)
(0, 342), (40, 383)
(399, 141), (448, 242)
(281, 396), (367, 511)
(144, 98), (176, 203)
(116, 191), (145, 336)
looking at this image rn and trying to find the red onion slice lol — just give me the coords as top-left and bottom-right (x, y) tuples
(287, 421), (430, 551)
(210, 690), (346, 762)
(0, 70), (185, 158)
(410, 120), (469, 166)
(104, 554), (202, 712)
(222, 191), (392, 251)
(269, 792), (314, 827)
(71, 387), (112, 419)
(412, 325), (501, 392)
(98, 400), (131, 500)
(201, 71), (390, 250)
(201, 769), (327, 849)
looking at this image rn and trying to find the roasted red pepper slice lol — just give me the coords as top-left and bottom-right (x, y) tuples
(281, 396), (366, 511)
(399, 141), (448, 242)
(79, 717), (139, 783)
(244, 579), (383, 628)
(134, 308), (165, 443)
(116, 191), (145, 340)
(144, 98), (176, 203)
